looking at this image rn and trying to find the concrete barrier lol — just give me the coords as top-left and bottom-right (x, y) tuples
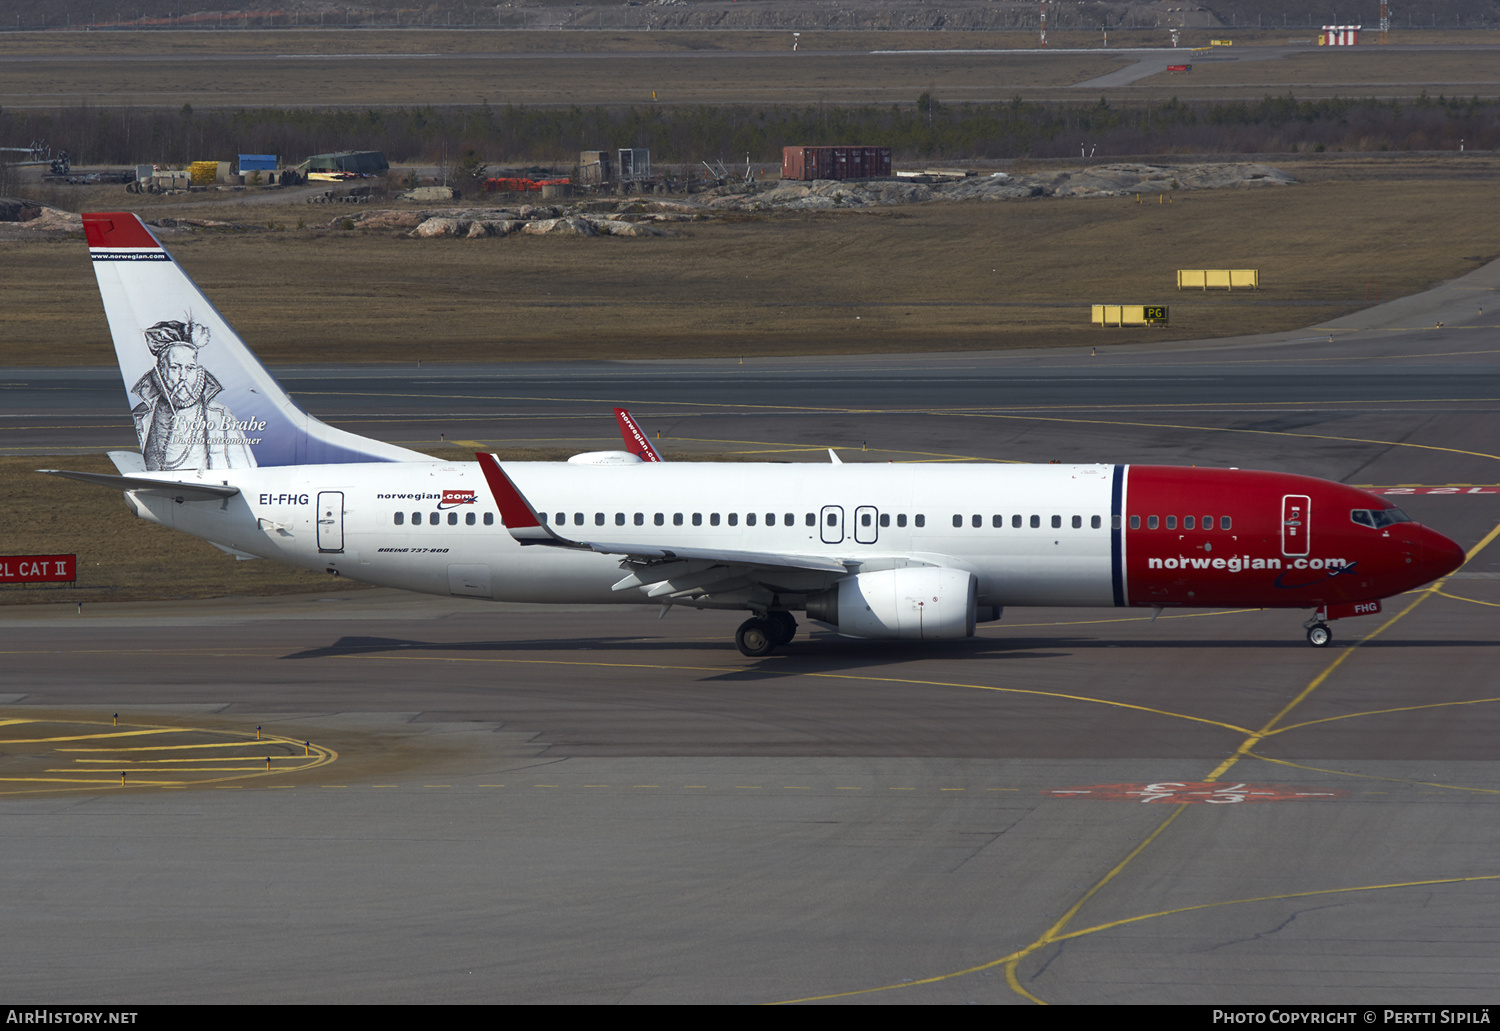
(1178, 269), (1259, 290)
(1092, 305), (1168, 327)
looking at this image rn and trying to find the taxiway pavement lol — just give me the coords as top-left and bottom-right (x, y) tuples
(2, 266), (1499, 1004)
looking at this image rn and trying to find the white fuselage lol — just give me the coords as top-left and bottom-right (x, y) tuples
(128, 460), (1120, 608)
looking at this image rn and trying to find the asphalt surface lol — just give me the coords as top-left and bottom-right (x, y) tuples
(2, 260), (1499, 1004)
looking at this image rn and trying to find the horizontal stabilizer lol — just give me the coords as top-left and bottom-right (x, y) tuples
(39, 468), (240, 501)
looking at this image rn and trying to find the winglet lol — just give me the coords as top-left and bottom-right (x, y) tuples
(614, 408), (663, 462)
(474, 453), (580, 546)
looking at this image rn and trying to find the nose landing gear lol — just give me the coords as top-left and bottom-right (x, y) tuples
(1305, 622), (1332, 648)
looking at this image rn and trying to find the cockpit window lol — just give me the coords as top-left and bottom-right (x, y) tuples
(1351, 508), (1412, 529)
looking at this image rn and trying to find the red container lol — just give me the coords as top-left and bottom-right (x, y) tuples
(782, 146), (891, 181)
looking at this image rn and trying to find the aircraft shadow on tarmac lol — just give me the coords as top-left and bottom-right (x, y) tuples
(279, 631), (1496, 669)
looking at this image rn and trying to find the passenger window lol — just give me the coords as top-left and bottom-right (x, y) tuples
(1052, 515), (1062, 529)
(615, 513), (625, 526)
(692, 513), (703, 526)
(727, 513), (737, 526)
(432, 512), (440, 524)
(953, 515), (963, 528)
(449, 512), (458, 525)
(765, 513), (776, 526)
(412, 512), (422, 525)
(483, 513), (494, 526)
(650, 513), (659, 526)
(993, 515), (1003, 528)
(1012, 515), (1022, 528)
(915, 514), (925, 528)
(784, 513), (794, 526)
(466, 512), (476, 525)
(1183, 516), (1194, 530)
(879, 514), (889, 528)
(1221, 516), (1230, 530)
(897, 514), (907, 527)
(1030, 515), (1040, 528)
(972, 514), (982, 528)
(826, 513), (836, 526)
(674, 513), (683, 526)
(1092, 515), (1101, 529)
(1165, 516), (1177, 530)
(1148, 515), (1158, 529)
(574, 513), (584, 526)
(1130, 515), (1140, 529)
(747, 513), (757, 526)
(634, 513), (644, 526)
(554, 512), (564, 525)
(1072, 515), (1082, 529)
(861, 513), (871, 527)
(806, 514), (816, 527)
(1203, 516), (1213, 530)
(595, 513), (605, 526)
(394, 512), (404, 525)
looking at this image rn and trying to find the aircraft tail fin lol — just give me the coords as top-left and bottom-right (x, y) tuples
(83, 212), (427, 471)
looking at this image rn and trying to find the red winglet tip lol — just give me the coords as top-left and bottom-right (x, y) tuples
(474, 453), (541, 530)
(83, 212), (161, 249)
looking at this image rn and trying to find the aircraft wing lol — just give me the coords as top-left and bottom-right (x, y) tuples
(475, 452), (854, 599)
(39, 468), (241, 501)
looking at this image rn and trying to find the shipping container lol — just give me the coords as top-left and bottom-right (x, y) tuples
(781, 146), (891, 181)
(238, 154), (278, 173)
(579, 150), (612, 186)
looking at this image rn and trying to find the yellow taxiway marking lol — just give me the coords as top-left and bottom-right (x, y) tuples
(0, 717), (338, 794)
(345, 650), (1253, 737)
(1431, 589), (1500, 608)
(0, 728), (185, 744)
(777, 520), (1500, 1005)
(1244, 754), (1500, 797)
(954, 411), (1500, 466)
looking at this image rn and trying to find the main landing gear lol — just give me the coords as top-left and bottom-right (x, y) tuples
(735, 612), (798, 657)
(1305, 621), (1332, 648)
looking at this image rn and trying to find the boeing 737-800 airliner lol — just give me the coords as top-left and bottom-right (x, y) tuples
(46, 212), (1465, 656)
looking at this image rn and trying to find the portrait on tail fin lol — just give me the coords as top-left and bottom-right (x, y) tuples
(130, 316), (258, 471)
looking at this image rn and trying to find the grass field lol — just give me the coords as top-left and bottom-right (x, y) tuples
(5, 155), (1499, 365)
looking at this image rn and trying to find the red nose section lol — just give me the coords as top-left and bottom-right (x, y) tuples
(1420, 526), (1466, 582)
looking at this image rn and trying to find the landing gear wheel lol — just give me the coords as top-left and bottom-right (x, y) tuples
(766, 611), (798, 647)
(735, 617), (776, 657)
(1306, 623), (1332, 648)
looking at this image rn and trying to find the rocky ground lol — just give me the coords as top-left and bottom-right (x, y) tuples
(0, 163), (1293, 240)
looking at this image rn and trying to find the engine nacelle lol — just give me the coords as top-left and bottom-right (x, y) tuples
(805, 567), (978, 640)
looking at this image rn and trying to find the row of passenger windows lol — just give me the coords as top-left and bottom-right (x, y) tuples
(538, 511), (934, 528)
(393, 511), (495, 526)
(953, 514), (1105, 529)
(1128, 515), (1232, 530)
(389, 509), (1233, 532)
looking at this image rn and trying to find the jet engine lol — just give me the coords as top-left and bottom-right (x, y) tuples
(805, 567), (979, 640)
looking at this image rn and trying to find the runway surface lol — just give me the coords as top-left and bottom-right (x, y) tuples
(3, 39), (1497, 108)
(2, 261), (1500, 1003)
